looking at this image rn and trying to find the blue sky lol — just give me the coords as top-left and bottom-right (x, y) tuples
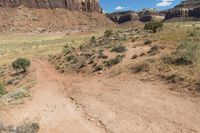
(100, 0), (183, 13)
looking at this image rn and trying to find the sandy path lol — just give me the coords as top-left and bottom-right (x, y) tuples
(70, 75), (200, 133)
(0, 60), (104, 133)
(1, 59), (200, 133)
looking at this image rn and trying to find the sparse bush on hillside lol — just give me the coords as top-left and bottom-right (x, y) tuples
(93, 65), (104, 72)
(16, 122), (39, 133)
(144, 39), (152, 45)
(0, 83), (6, 96)
(79, 44), (84, 51)
(111, 45), (126, 53)
(65, 55), (78, 64)
(0, 121), (39, 133)
(90, 36), (96, 44)
(148, 45), (159, 55)
(98, 49), (108, 59)
(164, 42), (200, 65)
(12, 58), (31, 72)
(165, 74), (184, 84)
(131, 54), (138, 59)
(144, 21), (163, 33)
(104, 30), (113, 37)
(103, 55), (124, 67)
(188, 29), (200, 40)
(188, 30), (196, 37)
(63, 44), (74, 55)
(131, 62), (150, 73)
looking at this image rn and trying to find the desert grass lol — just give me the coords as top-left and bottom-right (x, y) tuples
(0, 31), (103, 64)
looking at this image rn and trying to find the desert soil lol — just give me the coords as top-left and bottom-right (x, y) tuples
(1, 59), (200, 133)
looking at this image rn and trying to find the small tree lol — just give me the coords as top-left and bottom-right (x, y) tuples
(12, 58), (31, 72)
(144, 21), (163, 33)
(90, 36), (96, 44)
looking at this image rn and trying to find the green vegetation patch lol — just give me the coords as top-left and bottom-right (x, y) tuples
(111, 45), (126, 53)
(0, 83), (6, 96)
(131, 62), (150, 73)
(144, 21), (163, 33)
(12, 58), (31, 72)
(164, 42), (200, 65)
(0, 121), (39, 133)
(103, 55), (124, 68)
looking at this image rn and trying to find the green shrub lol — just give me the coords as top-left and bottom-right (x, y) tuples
(131, 62), (150, 73)
(0, 83), (6, 96)
(104, 30), (113, 37)
(98, 49), (108, 59)
(63, 44), (73, 55)
(16, 122), (39, 133)
(104, 55), (124, 67)
(111, 45), (126, 53)
(65, 55), (78, 64)
(79, 44), (84, 51)
(144, 40), (152, 45)
(148, 45), (159, 55)
(0, 121), (39, 133)
(90, 36), (96, 44)
(165, 74), (184, 84)
(188, 29), (200, 39)
(144, 21), (163, 33)
(189, 30), (196, 37)
(165, 42), (200, 65)
(93, 65), (104, 72)
(12, 58), (31, 72)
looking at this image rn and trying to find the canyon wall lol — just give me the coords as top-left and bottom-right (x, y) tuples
(165, 0), (200, 21)
(0, 0), (101, 12)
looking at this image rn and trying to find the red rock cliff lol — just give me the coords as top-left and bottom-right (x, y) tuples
(0, 0), (102, 12)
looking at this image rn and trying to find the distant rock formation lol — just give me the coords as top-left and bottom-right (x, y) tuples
(106, 9), (165, 24)
(106, 11), (139, 24)
(0, 0), (102, 12)
(138, 9), (165, 22)
(165, 0), (200, 21)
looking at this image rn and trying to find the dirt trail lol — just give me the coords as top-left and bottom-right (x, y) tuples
(0, 60), (104, 133)
(70, 75), (200, 133)
(1, 59), (200, 133)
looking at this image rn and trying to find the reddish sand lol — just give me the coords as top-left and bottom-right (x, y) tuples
(1, 59), (200, 133)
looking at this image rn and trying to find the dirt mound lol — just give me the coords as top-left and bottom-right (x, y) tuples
(0, 7), (113, 32)
(49, 29), (136, 73)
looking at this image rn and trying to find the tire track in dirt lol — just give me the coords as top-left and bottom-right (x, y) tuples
(0, 59), (106, 133)
(1, 59), (200, 133)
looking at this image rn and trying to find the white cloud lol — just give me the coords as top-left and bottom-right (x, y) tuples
(156, 0), (174, 7)
(115, 6), (129, 10)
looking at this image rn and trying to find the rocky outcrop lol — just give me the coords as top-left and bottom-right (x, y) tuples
(106, 11), (139, 24)
(165, 0), (200, 21)
(190, 6), (200, 18)
(138, 9), (165, 22)
(0, 0), (101, 12)
(106, 9), (165, 24)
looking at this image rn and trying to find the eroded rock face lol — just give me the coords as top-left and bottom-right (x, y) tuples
(0, 0), (101, 12)
(165, 0), (200, 20)
(106, 9), (165, 24)
(138, 9), (165, 22)
(106, 11), (139, 24)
